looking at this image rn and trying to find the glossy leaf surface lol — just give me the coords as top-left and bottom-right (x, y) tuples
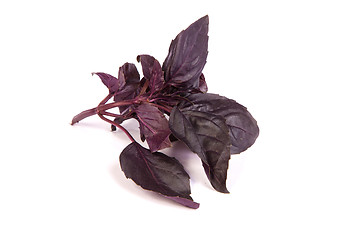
(179, 93), (259, 154)
(162, 15), (209, 90)
(120, 142), (199, 209)
(169, 106), (231, 193)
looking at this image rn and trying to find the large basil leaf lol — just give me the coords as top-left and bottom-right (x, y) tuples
(179, 93), (259, 154)
(120, 142), (199, 209)
(169, 106), (231, 193)
(135, 103), (172, 152)
(162, 15), (209, 90)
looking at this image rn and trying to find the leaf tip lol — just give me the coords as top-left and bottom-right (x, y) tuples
(164, 196), (200, 209)
(223, 189), (230, 194)
(213, 184), (230, 194)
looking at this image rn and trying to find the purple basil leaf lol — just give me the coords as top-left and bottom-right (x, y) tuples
(198, 73), (208, 93)
(137, 54), (164, 93)
(114, 83), (139, 114)
(162, 15), (209, 91)
(169, 106), (231, 193)
(114, 63), (141, 113)
(120, 142), (199, 209)
(164, 196), (200, 209)
(190, 73), (208, 94)
(114, 82), (139, 103)
(135, 103), (172, 152)
(118, 62), (140, 85)
(92, 72), (120, 93)
(179, 93), (259, 154)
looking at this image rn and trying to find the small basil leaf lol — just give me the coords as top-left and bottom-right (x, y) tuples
(162, 15), (209, 91)
(118, 62), (140, 85)
(198, 73), (208, 93)
(169, 106), (231, 193)
(114, 63), (141, 114)
(137, 55), (164, 93)
(120, 142), (199, 209)
(92, 72), (120, 93)
(179, 93), (259, 154)
(135, 103), (172, 152)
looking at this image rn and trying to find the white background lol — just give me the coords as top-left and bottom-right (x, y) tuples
(1, 0), (359, 239)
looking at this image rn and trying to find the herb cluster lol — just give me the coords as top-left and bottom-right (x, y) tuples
(71, 16), (259, 209)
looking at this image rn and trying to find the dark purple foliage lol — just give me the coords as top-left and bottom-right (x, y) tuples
(120, 142), (199, 209)
(92, 72), (120, 93)
(114, 63), (141, 114)
(71, 15), (259, 209)
(178, 93), (259, 154)
(162, 15), (209, 92)
(169, 107), (231, 193)
(137, 55), (164, 93)
(198, 73), (208, 93)
(135, 103), (172, 152)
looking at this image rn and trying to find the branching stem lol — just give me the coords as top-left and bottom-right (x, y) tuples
(97, 113), (136, 143)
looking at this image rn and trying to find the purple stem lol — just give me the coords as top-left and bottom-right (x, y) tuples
(71, 93), (114, 125)
(101, 111), (124, 118)
(97, 99), (136, 112)
(71, 101), (133, 125)
(71, 107), (97, 125)
(97, 113), (135, 142)
(149, 103), (172, 113)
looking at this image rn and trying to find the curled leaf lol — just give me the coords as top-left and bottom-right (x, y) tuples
(198, 73), (208, 93)
(169, 106), (231, 193)
(179, 93), (259, 154)
(114, 63), (141, 113)
(118, 62), (140, 85)
(137, 55), (164, 93)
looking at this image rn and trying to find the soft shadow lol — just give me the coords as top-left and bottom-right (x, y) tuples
(226, 154), (247, 191)
(71, 119), (109, 131)
(162, 141), (212, 189)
